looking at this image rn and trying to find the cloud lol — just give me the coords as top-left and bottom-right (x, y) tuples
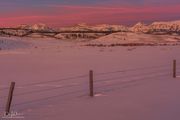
(0, 4), (180, 27)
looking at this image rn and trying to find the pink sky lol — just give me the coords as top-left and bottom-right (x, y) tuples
(1, 4), (180, 27)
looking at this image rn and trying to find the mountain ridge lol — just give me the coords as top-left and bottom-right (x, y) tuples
(1, 20), (180, 33)
(0, 20), (180, 39)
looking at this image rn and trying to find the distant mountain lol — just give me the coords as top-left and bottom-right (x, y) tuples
(148, 21), (180, 34)
(17, 23), (54, 32)
(130, 22), (149, 33)
(131, 20), (180, 34)
(0, 20), (180, 39)
(93, 24), (129, 32)
(58, 23), (129, 32)
(58, 23), (93, 31)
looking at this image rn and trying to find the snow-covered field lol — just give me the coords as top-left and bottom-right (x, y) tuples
(0, 37), (180, 120)
(0, 37), (31, 50)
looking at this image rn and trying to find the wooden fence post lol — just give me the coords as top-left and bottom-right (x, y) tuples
(5, 82), (15, 115)
(89, 70), (94, 97)
(173, 60), (176, 78)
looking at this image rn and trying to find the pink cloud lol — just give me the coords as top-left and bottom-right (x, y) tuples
(0, 4), (180, 27)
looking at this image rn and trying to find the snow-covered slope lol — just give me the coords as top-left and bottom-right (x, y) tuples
(1, 29), (31, 37)
(131, 20), (180, 34)
(130, 22), (149, 33)
(55, 33), (107, 40)
(17, 23), (54, 32)
(58, 23), (129, 32)
(86, 32), (180, 46)
(1, 36), (180, 120)
(92, 24), (129, 32)
(0, 37), (31, 50)
(148, 21), (180, 33)
(0, 20), (180, 41)
(58, 23), (94, 31)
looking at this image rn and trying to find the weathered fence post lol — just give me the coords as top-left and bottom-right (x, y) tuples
(5, 82), (15, 115)
(173, 60), (176, 78)
(89, 70), (94, 97)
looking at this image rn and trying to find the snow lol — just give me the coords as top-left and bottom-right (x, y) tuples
(86, 32), (180, 46)
(55, 33), (106, 40)
(0, 37), (31, 50)
(58, 23), (129, 32)
(1, 20), (180, 41)
(0, 37), (180, 120)
(17, 23), (53, 32)
(130, 22), (149, 33)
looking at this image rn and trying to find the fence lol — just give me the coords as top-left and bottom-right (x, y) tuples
(0, 60), (179, 115)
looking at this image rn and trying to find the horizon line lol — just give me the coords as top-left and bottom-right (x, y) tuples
(0, 19), (180, 28)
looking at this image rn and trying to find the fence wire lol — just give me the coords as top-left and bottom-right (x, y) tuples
(94, 64), (170, 76)
(95, 68), (170, 83)
(0, 61), (178, 112)
(17, 74), (88, 87)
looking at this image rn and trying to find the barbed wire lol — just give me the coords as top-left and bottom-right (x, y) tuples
(0, 67), (173, 99)
(94, 68), (170, 83)
(96, 73), (171, 94)
(94, 64), (170, 76)
(17, 74), (88, 88)
(10, 73), (170, 109)
(0, 63), (173, 91)
(12, 89), (85, 107)
(95, 73), (170, 91)
(0, 61), (178, 111)
(0, 87), (9, 91)
(0, 83), (86, 99)
(0, 89), (85, 111)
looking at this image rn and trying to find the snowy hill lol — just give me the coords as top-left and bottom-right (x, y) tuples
(85, 32), (180, 46)
(148, 21), (180, 34)
(17, 23), (54, 32)
(130, 22), (149, 33)
(58, 23), (92, 32)
(0, 37), (31, 50)
(58, 23), (129, 32)
(131, 20), (180, 34)
(93, 24), (129, 32)
(0, 20), (180, 43)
